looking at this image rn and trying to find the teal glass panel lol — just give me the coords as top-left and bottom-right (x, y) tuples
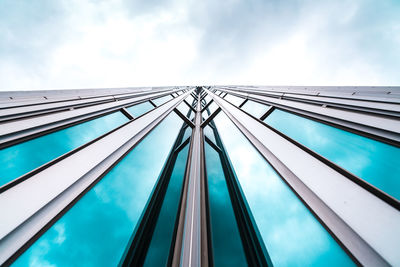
(14, 113), (183, 267)
(143, 144), (189, 266)
(153, 95), (172, 106)
(265, 109), (400, 200)
(182, 126), (192, 143)
(214, 112), (354, 266)
(202, 102), (218, 120)
(241, 100), (269, 118)
(0, 112), (129, 187)
(204, 125), (216, 145)
(224, 94), (244, 106)
(205, 143), (248, 266)
(126, 102), (153, 118)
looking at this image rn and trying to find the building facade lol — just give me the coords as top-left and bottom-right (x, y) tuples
(0, 86), (399, 266)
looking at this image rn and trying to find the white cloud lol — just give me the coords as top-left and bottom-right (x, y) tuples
(0, 0), (399, 90)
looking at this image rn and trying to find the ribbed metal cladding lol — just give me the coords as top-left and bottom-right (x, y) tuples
(0, 86), (399, 266)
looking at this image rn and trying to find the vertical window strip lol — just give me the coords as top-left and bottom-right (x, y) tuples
(213, 111), (355, 266)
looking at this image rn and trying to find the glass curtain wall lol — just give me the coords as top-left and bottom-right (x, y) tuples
(5, 87), (396, 266)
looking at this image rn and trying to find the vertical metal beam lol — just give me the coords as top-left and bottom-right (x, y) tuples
(173, 89), (207, 267)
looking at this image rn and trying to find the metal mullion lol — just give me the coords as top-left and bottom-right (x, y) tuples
(174, 108), (195, 128)
(257, 115), (400, 210)
(175, 137), (191, 154)
(149, 99), (157, 107)
(0, 87), (175, 116)
(204, 135), (221, 154)
(222, 86), (400, 123)
(222, 86), (400, 105)
(200, 99), (214, 113)
(0, 90), (172, 149)
(120, 107), (135, 120)
(0, 96), (116, 123)
(206, 89), (392, 266)
(217, 88), (400, 146)
(259, 106), (274, 121)
(0, 116), (134, 194)
(120, 118), (191, 266)
(173, 89), (208, 266)
(218, 86), (400, 116)
(184, 99), (196, 113)
(232, 92), (400, 208)
(200, 108), (221, 128)
(0, 91), (193, 266)
(238, 98), (248, 108)
(281, 94), (400, 118)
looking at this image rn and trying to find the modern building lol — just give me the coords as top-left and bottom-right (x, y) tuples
(0, 86), (399, 266)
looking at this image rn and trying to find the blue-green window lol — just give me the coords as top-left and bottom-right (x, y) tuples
(205, 142), (248, 266)
(153, 95), (172, 106)
(126, 102), (154, 118)
(241, 100), (269, 118)
(265, 109), (400, 200)
(143, 144), (189, 266)
(214, 112), (354, 266)
(0, 112), (129, 187)
(203, 125), (216, 145)
(13, 112), (183, 267)
(224, 94), (244, 106)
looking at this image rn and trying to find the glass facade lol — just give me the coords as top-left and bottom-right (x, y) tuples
(265, 109), (400, 200)
(1, 86), (398, 266)
(0, 112), (129, 187)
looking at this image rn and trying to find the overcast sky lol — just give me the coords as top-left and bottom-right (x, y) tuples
(0, 0), (399, 91)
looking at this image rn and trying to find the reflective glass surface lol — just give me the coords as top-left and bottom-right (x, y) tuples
(126, 102), (153, 118)
(214, 112), (354, 266)
(176, 102), (191, 117)
(224, 94), (244, 106)
(205, 143), (247, 266)
(153, 95), (172, 106)
(0, 112), (129, 187)
(202, 102), (218, 120)
(185, 95), (195, 105)
(143, 144), (189, 266)
(203, 125), (216, 145)
(241, 100), (270, 118)
(265, 109), (400, 200)
(182, 126), (192, 143)
(204, 95), (212, 104)
(14, 112), (183, 267)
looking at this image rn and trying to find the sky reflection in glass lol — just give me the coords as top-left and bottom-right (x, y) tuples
(143, 144), (189, 266)
(126, 101), (153, 118)
(13, 112), (183, 267)
(186, 95), (195, 105)
(205, 143), (248, 266)
(241, 100), (269, 118)
(202, 102), (218, 120)
(265, 109), (400, 200)
(214, 112), (354, 267)
(224, 94), (244, 106)
(0, 112), (128, 187)
(153, 95), (172, 106)
(203, 125), (216, 145)
(181, 126), (192, 143)
(176, 101), (190, 117)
